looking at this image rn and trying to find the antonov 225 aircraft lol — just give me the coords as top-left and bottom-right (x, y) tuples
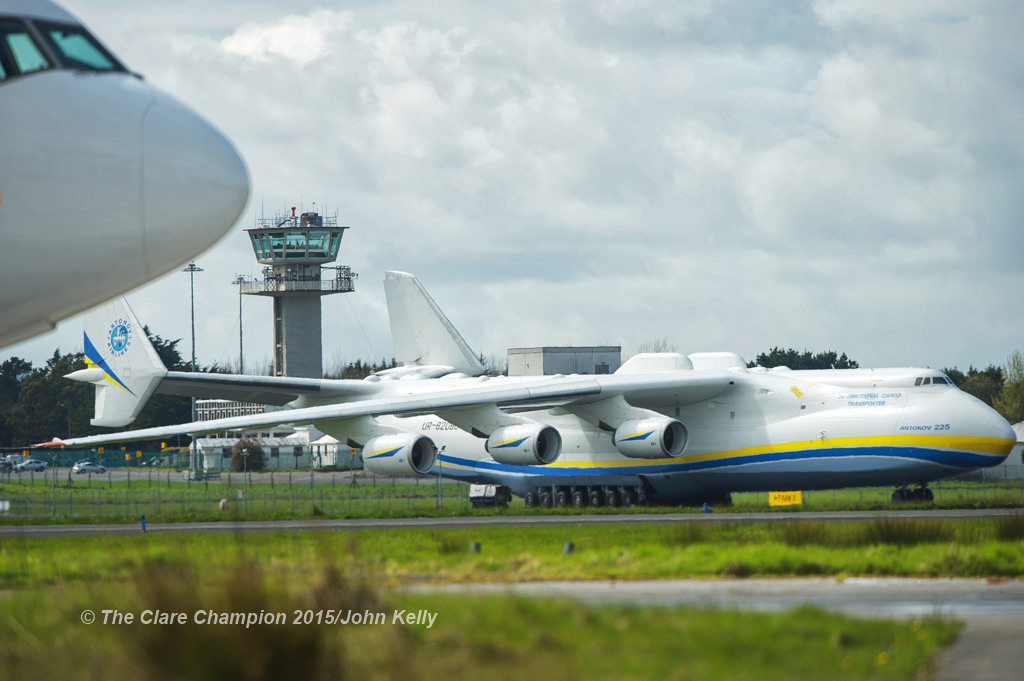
(0, 0), (249, 348)
(51, 272), (1016, 507)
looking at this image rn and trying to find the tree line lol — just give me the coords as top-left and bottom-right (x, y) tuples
(751, 346), (1024, 424)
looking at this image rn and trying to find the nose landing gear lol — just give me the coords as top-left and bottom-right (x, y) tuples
(891, 485), (934, 504)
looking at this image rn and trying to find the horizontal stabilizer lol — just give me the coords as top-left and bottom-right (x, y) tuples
(156, 371), (381, 406)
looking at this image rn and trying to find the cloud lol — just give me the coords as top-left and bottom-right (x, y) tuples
(6, 0), (1024, 374)
(221, 9), (350, 65)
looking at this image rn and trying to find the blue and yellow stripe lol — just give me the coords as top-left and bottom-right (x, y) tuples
(83, 332), (135, 396)
(437, 433), (1014, 477)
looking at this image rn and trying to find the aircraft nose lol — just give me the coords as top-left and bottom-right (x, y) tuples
(140, 93), (250, 273)
(963, 394), (1017, 458)
(989, 412), (1017, 455)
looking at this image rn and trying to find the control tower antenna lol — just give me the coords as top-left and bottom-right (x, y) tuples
(239, 206), (357, 378)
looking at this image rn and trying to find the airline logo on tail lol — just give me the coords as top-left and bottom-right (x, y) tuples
(107, 318), (133, 356)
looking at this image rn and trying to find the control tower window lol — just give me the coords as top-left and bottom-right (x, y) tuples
(36, 21), (123, 72)
(0, 20), (51, 80)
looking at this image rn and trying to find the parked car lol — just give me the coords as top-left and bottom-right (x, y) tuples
(15, 459), (47, 473)
(72, 461), (107, 475)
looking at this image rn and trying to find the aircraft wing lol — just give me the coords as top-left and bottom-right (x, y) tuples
(44, 370), (734, 447)
(156, 371), (381, 406)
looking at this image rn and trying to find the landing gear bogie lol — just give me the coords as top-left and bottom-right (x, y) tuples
(523, 483), (650, 510)
(892, 485), (934, 504)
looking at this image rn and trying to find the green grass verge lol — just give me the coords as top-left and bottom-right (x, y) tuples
(3, 518), (1023, 589)
(0, 552), (961, 681)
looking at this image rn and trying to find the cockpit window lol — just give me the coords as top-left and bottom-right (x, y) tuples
(0, 20), (51, 80)
(36, 22), (122, 71)
(914, 375), (951, 387)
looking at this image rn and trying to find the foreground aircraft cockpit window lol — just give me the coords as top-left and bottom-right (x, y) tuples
(914, 376), (953, 387)
(0, 17), (125, 83)
(35, 21), (124, 72)
(0, 20), (51, 80)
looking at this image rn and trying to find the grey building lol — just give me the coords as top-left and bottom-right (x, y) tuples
(508, 346), (621, 376)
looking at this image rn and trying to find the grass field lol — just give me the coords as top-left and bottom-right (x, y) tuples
(0, 522), (980, 681)
(0, 565), (961, 681)
(3, 480), (1020, 679)
(4, 518), (1024, 587)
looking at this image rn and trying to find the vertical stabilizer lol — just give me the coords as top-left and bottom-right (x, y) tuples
(383, 271), (485, 376)
(66, 297), (167, 427)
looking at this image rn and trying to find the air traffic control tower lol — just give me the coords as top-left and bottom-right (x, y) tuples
(240, 208), (356, 378)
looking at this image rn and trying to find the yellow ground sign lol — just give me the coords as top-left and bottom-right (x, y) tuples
(769, 491), (803, 506)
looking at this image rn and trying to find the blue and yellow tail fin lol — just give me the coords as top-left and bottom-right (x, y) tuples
(65, 297), (167, 427)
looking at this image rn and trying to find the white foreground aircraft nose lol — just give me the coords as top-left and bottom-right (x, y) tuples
(141, 93), (250, 272)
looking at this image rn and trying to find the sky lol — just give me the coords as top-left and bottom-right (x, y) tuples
(5, 0), (1024, 373)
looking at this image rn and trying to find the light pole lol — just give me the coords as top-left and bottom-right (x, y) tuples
(182, 261), (203, 477)
(49, 450), (57, 516)
(232, 275), (245, 374)
(59, 402), (71, 438)
(182, 261), (204, 371)
(241, 450), (249, 513)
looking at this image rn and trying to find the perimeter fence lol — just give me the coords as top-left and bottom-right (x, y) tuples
(0, 468), (475, 519)
(1, 467), (1023, 521)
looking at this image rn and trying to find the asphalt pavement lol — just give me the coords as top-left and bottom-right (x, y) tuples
(406, 578), (1024, 681)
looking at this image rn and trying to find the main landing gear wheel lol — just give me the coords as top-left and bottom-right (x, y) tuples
(555, 490), (570, 507)
(524, 491), (537, 508)
(539, 490), (553, 508)
(572, 489), (586, 508)
(588, 488), (603, 507)
(604, 489), (620, 508)
(621, 488), (636, 507)
(891, 486), (934, 503)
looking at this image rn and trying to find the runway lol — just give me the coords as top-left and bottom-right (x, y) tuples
(406, 577), (1024, 619)
(0, 507), (1019, 538)
(404, 577), (1024, 681)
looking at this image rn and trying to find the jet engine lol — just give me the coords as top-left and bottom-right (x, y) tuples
(361, 433), (437, 476)
(613, 417), (687, 459)
(485, 424), (562, 466)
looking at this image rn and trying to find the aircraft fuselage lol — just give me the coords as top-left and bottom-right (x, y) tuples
(357, 368), (1015, 502)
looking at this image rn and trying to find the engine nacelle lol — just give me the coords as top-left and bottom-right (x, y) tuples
(485, 424), (561, 466)
(361, 433), (437, 476)
(613, 417), (687, 459)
